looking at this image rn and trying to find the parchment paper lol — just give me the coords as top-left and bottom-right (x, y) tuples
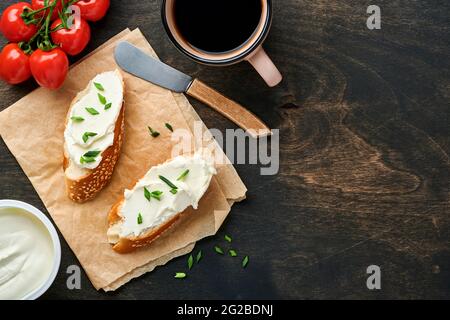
(0, 29), (247, 291)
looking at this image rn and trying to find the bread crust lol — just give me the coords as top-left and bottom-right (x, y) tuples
(64, 72), (125, 203)
(108, 199), (185, 254)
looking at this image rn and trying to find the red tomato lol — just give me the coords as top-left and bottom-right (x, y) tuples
(0, 2), (38, 42)
(30, 48), (68, 89)
(50, 18), (90, 56)
(74, 0), (110, 22)
(0, 44), (32, 84)
(31, 0), (63, 21)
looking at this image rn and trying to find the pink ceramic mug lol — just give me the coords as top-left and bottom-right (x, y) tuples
(161, 0), (282, 87)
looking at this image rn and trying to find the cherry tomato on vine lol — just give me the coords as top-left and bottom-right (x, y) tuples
(0, 2), (38, 42)
(30, 48), (68, 89)
(31, 0), (63, 21)
(74, 0), (110, 22)
(50, 18), (90, 56)
(0, 44), (32, 85)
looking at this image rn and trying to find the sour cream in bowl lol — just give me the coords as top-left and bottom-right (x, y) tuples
(0, 200), (61, 300)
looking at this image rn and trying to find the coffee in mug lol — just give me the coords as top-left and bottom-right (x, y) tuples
(173, 0), (262, 53)
(162, 0), (282, 87)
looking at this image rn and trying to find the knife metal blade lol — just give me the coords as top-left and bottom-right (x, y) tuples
(114, 41), (192, 93)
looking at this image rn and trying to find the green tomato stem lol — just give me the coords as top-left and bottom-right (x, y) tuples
(20, 2), (55, 25)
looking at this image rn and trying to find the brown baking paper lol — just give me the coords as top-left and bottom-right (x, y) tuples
(0, 29), (246, 291)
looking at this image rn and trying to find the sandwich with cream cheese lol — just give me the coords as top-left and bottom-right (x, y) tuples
(63, 70), (125, 202)
(107, 154), (216, 253)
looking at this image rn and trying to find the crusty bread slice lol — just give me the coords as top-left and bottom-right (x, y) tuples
(63, 72), (125, 203)
(107, 154), (215, 254)
(107, 198), (186, 254)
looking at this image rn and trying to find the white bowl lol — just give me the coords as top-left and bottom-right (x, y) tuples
(0, 200), (61, 300)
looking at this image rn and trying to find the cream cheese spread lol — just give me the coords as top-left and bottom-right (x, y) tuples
(0, 207), (54, 300)
(64, 70), (123, 170)
(109, 154), (216, 240)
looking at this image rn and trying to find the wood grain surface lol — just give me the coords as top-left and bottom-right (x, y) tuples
(0, 0), (449, 299)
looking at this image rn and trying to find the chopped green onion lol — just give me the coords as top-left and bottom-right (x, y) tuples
(82, 132), (97, 143)
(94, 82), (104, 91)
(148, 126), (160, 138)
(187, 254), (194, 270)
(80, 150), (101, 163)
(144, 187), (151, 201)
(159, 175), (178, 189)
(177, 169), (190, 181)
(214, 246), (224, 255)
(196, 250), (202, 263)
(83, 150), (101, 158)
(242, 256), (249, 268)
(98, 93), (107, 105)
(85, 107), (99, 115)
(165, 123), (174, 132)
(144, 187), (163, 201)
(80, 156), (96, 164)
(151, 190), (163, 201)
(71, 116), (84, 122)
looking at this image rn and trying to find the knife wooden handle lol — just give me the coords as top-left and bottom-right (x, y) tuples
(187, 79), (272, 138)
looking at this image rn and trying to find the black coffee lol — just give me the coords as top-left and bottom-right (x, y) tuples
(173, 0), (263, 53)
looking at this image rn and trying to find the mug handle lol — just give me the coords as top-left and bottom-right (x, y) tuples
(246, 46), (283, 87)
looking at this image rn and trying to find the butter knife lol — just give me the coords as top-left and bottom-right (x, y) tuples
(114, 42), (271, 138)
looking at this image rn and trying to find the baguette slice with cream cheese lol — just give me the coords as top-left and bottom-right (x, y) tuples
(63, 70), (125, 203)
(107, 154), (216, 253)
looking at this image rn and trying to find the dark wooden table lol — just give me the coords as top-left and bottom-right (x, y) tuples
(1, 0), (449, 300)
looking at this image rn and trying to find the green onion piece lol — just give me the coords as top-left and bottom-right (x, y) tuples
(148, 126), (160, 138)
(83, 150), (101, 158)
(137, 213), (143, 225)
(71, 116), (84, 122)
(165, 123), (174, 132)
(187, 254), (194, 270)
(196, 250), (202, 263)
(224, 235), (232, 243)
(177, 169), (190, 181)
(80, 156), (96, 164)
(151, 190), (163, 201)
(144, 187), (151, 201)
(104, 103), (112, 110)
(229, 249), (237, 257)
(85, 107), (99, 115)
(94, 82), (104, 91)
(159, 175), (178, 189)
(214, 246), (224, 255)
(82, 132), (97, 143)
(242, 256), (249, 268)
(174, 272), (186, 279)
(144, 187), (163, 201)
(80, 151), (100, 164)
(98, 93), (107, 105)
